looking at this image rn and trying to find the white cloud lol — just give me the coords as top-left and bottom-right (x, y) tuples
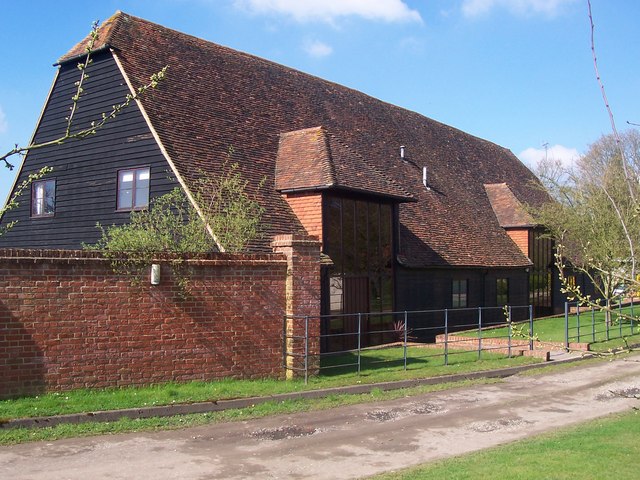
(518, 144), (580, 169)
(234, 0), (423, 24)
(462, 0), (577, 18)
(303, 40), (333, 58)
(0, 106), (7, 134)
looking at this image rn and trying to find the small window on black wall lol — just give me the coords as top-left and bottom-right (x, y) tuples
(497, 278), (509, 305)
(117, 167), (150, 210)
(31, 179), (56, 217)
(452, 279), (468, 308)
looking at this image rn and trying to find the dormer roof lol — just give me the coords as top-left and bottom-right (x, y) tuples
(276, 126), (414, 202)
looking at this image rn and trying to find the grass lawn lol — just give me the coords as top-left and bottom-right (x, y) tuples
(372, 409), (640, 480)
(319, 345), (517, 375)
(458, 305), (640, 349)
(5, 345), (632, 447)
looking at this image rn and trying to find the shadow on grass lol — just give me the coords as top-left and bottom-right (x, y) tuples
(320, 351), (429, 376)
(318, 346), (506, 377)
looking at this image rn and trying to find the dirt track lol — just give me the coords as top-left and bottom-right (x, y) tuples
(2, 355), (640, 479)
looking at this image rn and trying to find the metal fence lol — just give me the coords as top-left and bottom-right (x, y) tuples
(285, 301), (640, 382)
(564, 300), (637, 345)
(284, 305), (535, 383)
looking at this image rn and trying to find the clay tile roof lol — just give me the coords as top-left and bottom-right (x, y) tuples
(275, 127), (334, 191)
(57, 11), (550, 266)
(276, 127), (414, 202)
(485, 183), (536, 228)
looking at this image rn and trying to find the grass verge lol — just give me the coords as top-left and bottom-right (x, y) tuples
(1, 347), (537, 420)
(0, 378), (500, 445)
(371, 409), (640, 480)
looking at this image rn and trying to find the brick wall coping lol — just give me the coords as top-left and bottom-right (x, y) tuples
(0, 249), (287, 266)
(271, 234), (320, 248)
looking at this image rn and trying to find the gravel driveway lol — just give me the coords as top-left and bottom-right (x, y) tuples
(2, 354), (640, 479)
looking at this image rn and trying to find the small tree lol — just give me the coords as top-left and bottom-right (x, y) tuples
(86, 159), (265, 293)
(530, 2), (640, 339)
(89, 187), (217, 254)
(192, 156), (265, 253)
(535, 131), (640, 325)
(86, 186), (215, 292)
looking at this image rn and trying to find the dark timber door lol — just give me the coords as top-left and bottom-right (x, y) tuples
(343, 276), (370, 349)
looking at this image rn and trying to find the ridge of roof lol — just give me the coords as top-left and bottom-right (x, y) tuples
(57, 11), (125, 65)
(67, 11), (515, 149)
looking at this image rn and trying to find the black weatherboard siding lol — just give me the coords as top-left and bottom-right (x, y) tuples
(0, 51), (177, 249)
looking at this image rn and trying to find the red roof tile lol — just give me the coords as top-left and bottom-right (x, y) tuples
(275, 127), (334, 192)
(59, 12), (549, 267)
(276, 127), (414, 201)
(485, 183), (536, 228)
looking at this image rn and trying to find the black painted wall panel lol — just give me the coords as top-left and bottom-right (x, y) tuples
(395, 266), (530, 340)
(0, 51), (179, 249)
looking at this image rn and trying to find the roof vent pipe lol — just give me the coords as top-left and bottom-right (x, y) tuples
(400, 145), (406, 160)
(422, 166), (430, 190)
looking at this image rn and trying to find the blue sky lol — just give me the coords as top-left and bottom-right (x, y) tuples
(0, 0), (638, 202)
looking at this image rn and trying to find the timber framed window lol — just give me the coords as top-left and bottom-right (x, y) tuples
(452, 279), (468, 308)
(496, 278), (509, 305)
(117, 167), (150, 211)
(323, 196), (394, 316)
(529, 229), (553, 316)
(322, 194), (395, 350)
(31, 179), (56, 217)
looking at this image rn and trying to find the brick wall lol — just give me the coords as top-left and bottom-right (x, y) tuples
(506, 228), (530, 258)
(0, 242), (320, 398)
(282, 192), (323, 241)
(271, 235), (322, 377)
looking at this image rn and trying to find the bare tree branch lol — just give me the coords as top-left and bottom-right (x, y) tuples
(588, 0), (635, 203)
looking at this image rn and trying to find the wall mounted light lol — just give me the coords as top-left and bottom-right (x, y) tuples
(150, 264), (161, 285)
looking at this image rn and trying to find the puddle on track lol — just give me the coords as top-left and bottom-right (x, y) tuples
(250, 425), (318, 441)
(468, 417), (531, 433)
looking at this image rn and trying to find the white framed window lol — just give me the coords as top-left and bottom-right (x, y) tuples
(117, 167), (150, 210)
(31, 179), (56, 217)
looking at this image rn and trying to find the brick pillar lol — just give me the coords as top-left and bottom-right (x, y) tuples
(271, 234), (321, 379)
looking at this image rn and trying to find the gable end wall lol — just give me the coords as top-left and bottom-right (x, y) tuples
(0, 51), (178, 249)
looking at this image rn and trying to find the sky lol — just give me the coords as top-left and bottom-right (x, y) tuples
(0, 0), (638, 202)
